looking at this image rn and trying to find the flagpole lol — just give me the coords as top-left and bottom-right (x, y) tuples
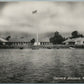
(37, 32), (38, 45)
(32, 10), (39, 46)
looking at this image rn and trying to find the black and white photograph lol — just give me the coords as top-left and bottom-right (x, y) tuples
(0, 1), (84, 83)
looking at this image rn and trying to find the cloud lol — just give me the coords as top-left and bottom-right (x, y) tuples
(0, 2), (84, 33)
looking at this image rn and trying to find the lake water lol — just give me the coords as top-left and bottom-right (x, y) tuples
(0, 49), (84, 83)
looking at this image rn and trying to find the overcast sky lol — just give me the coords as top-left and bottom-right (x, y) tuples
(0, 2), (84, 33)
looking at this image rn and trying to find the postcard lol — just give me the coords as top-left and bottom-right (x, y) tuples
(0, 1), (84, 83)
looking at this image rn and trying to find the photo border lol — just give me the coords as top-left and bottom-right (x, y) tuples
(0, 0), (84, 84)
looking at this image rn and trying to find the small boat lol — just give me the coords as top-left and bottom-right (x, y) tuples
(69, 47), (75, 49)
(20, 47), (24, 49)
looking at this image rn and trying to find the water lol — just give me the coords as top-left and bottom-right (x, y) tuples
(0, 49), (84, 83)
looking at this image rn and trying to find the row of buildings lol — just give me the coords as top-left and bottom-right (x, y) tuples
(0, 37), (84, 48)
(0, 37), (52, 48)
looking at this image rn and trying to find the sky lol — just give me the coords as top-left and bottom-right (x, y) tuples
(0, 2), (84, 34)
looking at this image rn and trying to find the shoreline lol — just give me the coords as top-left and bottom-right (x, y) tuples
(0, 45), (84, 49)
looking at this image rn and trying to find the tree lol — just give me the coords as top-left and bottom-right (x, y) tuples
(49, 31), (65, 44)
(30, 38), (35, 44)
(71, 31), (84, 38)
(71, 31), (79, 38)
(79, 34), (84, 37)
(6, 36), (11, 41)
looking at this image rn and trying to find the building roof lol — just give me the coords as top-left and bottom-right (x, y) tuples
(0, 38), (8, 42)
(63, 37), (84, 43)
(74, 37), (84, 41)
(8, 38), (30, 42)
(8, 37), (50, 42)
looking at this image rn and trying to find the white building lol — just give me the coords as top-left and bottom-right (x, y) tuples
(63, 37), (84, 45)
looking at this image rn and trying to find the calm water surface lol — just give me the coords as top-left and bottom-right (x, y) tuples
(0, 49), (84, 83)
